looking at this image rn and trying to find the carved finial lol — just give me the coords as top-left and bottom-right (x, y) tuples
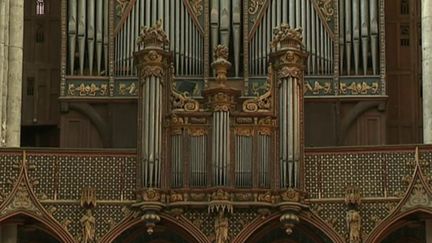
(80, 187), (97, 209)
(271, 23), (304, 50)
(211, 45), (231, 86)
(213, 44), (229, 61)
(137, 20), (169, 49)
(345, 186), (361, 208)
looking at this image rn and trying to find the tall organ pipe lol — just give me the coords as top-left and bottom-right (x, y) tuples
(68, 0), (77, 75)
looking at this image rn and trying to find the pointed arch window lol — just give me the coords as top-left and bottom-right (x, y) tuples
(36, 0), (45, 15)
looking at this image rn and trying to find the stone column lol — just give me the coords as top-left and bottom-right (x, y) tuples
(134, 21), (170, 189)
(0, 224), (18, 243)
(0, 0), (9, 146)
(423, 0), (432, 143)
(5, 0), (23, 147)
(270, 24), (307, 188)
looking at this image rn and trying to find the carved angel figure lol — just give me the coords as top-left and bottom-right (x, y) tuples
(346, 210), (361, 243)
(81, 209), (96, 243)
(214, 211), (229, 243)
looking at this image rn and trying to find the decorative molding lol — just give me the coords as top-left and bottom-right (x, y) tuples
(317, 0), (335, 21)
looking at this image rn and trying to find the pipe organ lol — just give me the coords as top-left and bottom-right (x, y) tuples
(115, 0), (204, 77)
(62, 0), (387, 190)
(67, 0), (109, 75)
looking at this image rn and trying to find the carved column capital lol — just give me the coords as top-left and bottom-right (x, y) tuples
(270, 24), (308, 80)
(134, 21), (171, 80)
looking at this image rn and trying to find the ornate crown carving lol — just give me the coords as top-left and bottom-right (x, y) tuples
(137, 20), (169, 49)
(271, 23), (304, 50)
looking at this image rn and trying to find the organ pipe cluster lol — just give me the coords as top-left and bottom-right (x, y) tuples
(270, 24), (308, 188)
(67, 0), (109, 75)
(115, 0), (204, 77)
(250, 0), (333, 76)
(134, 21), (170, 188)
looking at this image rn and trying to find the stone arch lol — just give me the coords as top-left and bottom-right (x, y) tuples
(366, 207), (432, 242)
(233, 211), (344, 243)
(0, 211), (76, 243)
(100, 213), (209, 243)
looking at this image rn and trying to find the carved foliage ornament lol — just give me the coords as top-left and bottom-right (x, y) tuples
(271, 23), (303, 49)
(171, 87), (200, 112)
(211, 92), (235, 112)
(243, 65), (273, 112)
(403, 180), (432, 210)
(136, 20), (169, 49)
(137, 50), (165, 79)
(318, 0), (335, 21)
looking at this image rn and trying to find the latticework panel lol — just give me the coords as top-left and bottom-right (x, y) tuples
(359, 202), (394, 237)
(49, 153), (137, 200)
(229, 209), (259, 239)
(385, 151), (413, 197)
(93, 205), (128, 237)
(51, 204), (83, 240)
(310, 202), (346, 237)
(305, 150), (417, 199)
(27, 154), (56, 200)
(183, 209), (214, 237)
(0, 152), (21, 199)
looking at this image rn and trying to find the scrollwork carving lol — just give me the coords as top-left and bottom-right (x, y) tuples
(248, 0), (265, 15)
(243, 65), (273, 112)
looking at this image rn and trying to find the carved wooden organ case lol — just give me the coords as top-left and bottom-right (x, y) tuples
(62, 0), (386, 190)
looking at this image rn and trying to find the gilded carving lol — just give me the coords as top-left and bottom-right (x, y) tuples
(115, 0), (130, 17)
(214, 211), (229, 243)
(190, 193), (206, 201)
(243, 65), (273, 112)
(280, 188), (303, 202)
(80, 209), (96, 243)
(212, 45), (231, 86)
(172, 86), (200, 112)
(236, 117), (254, 124)
(403, 180), (432, 210)
(212, 189), (230, 201)
(234, 127), (254, 136)
(118, 82), (138, 96)
(346, 210), (361, 243)
(345, 186), (361, 206)
(318, 0), (335, 21)
(248, 0), (265, 15)
(257, 127), (272, 136)
(210, 92), (235, 112)
(271, 23), (303, 48)
(137, 50), (165, 79)
(137, 20), (169, 49)
(339, 81), (379, 95)
(6, 181), (38, 213)
(188, 128), (207, 137)
(257, 191), (275, 203)
(169, 191), (184, 203)
(141, 188), (161, 202)
(304, 80), (332, 95)
(68, 83), (108, 96)
(234, 193), (253, 201)
(190, 0), (203, 17)
(80, 187), (97, 208)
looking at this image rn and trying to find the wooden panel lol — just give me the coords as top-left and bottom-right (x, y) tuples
(304, 102), (337, 147)
(385, 0), (421, 144)
(60, 111), (103, 148)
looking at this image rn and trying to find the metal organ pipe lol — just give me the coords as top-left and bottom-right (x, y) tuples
(370, 0), (378, 75)
(96, 0), (103, 75)
(77, 0), (86, 75)
(233, 0), (241, 77)
(68, 0), (77, 75)
(87, 0), (95, 75)
(353, 0), (360, 75)
(345, 0), (352, 75)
